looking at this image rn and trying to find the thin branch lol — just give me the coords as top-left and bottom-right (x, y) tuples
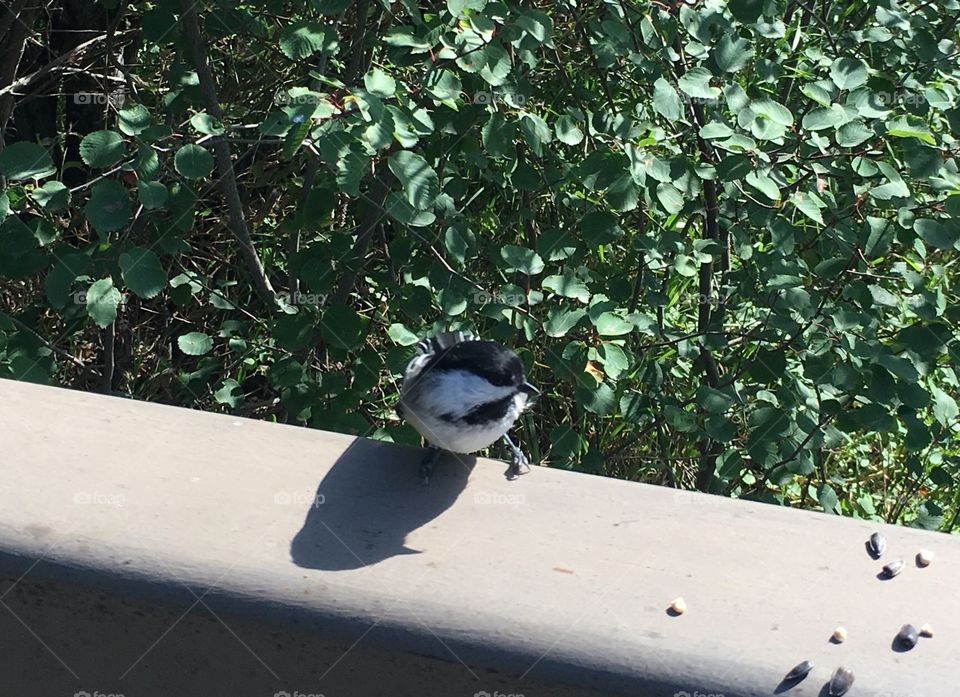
(178, 0), (276, 307)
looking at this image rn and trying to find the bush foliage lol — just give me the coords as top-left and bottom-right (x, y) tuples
(1, 0), (958, 530)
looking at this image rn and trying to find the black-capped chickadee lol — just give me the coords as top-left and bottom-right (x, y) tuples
(397, 331), (538, 483)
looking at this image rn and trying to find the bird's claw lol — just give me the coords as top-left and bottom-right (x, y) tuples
(505, 449), (531, 480)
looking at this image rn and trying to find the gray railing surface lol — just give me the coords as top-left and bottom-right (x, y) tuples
(0, 378), (955, 697)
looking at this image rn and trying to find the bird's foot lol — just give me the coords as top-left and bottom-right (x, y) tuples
(503, 435), (531, 480)
(419, 447), (441, 485)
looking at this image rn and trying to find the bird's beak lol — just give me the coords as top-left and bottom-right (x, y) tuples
(518, 381), (540, 398)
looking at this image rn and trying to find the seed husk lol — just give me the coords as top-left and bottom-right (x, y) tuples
(896, 624), (919, 650)
(831, 626), (848, 643)
(868, 531), (886, 558)
(883, 559), (905, 578)
(783, 660), (814, 683)
(829, 666), (855, 696)
(917, 548), (934, 567)
(919, 623), (934, 638)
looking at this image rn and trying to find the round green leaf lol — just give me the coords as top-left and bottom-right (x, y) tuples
(79, 130), (125, 168)
(190, 112), (225, 135)
(86, 278), (121, 328)
(830, 57), (869, 91)
(138, 180), (168, 209)
(118, 105), (152, 136)
(501, 245), (544, 275)
(593, 312), (633, 336)
(84, 180), (131, 233)
(555, 114), (584, 146)
(715, 35), (754, 73)
(119, 246), (167, 299)
(0, 142), (56, 181)
(174, 144), (215, 179)
(363, 68), (396, 97)
(179, 332), (214, 356)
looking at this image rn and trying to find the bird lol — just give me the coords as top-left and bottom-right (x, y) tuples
(397, 330), (538, 483)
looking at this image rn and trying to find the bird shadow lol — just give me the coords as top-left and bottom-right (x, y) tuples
(290, 438), (475, 571)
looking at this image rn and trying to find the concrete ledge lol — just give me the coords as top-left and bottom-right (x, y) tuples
(0, 378), (956, 697)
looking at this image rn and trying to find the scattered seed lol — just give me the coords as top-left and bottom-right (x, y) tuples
(868, 532), (886, 558)
(917, 549), (934, 567)
(896, 624), (919, 650)
(783, 660), (814, 683)
(919, 623), (934, 638)
(828, 666), (855, 696)
(831, 626), (848, 643)
(669, 597), (687, 615)
(883, 559), (905, 578)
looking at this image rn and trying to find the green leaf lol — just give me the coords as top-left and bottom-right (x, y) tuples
(0, 142), (56, 180)
(501, 245), (544, 275)
(544, 307), (586, 337)
(280, 21), (337, 60)
(656, 182), (685, 213)
(428, 70), (462, 102)
(119, 246), (167, 299)
(364, 68), (396, 97)
(578, 382), (616, 415)
(320, 303), (367, 350)
(678, 66), (719, 100)
(745, 171), (780, 200)
(29, 181), (70, 211)
(174, 144), (215, 179)
(79, 130), (125, 168)
(836, 120), (873, 147)
(914, 219), (960, 250)
(447, 0), (486, 17)
(214, 379), (242, 407)
(190, 112), (225, 135)
(652, 77), (682, 122)
(44, 253), (90, 309)
(715, 34), (754, 73)
(830, 57), (869, 91)
(886, 116), (936, 145)
(138, 180), (168, 209)
(598, 343), (629, 379)
(84, 180), (131, 233)
(802, 105), (847, 131)
(178, 332), (214, 356)
(871, 162), (909, 200)
(932, 387), (959, 428)
(818, 483), (840, 513)
(542, 272), (590, 302)
(517, 9), (552, 43)
(555, 114), (584, 146)
(697, 386), (734, 414)
(118, 104), (152, 136)
(728, 0), (764, 22)
(791, 192), (825, 224)
(593, 312), (632, 336)
(387, 323), (420, 345)
(86, 278), (121, 328)
(388, 150), (439, 210)
(549, 425), (588, 460)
